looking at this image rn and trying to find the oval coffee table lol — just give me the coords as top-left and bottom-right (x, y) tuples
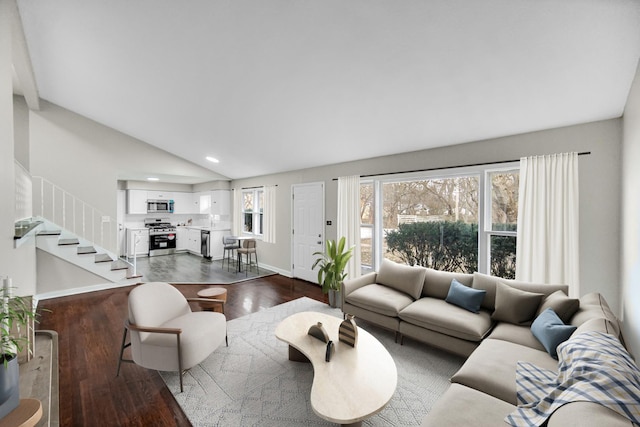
(275, 311), (397, 426)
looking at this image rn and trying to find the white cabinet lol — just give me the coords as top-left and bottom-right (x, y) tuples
(126, 229), (149, 257)
(147, 190), (174, 200)
(172, 192), (196, 214)
(176, 228), (188, 251)
(197, 192), (211, 214)
(127, 190), (147, 214)
(211, 190), (231, 216)
(210, 230), (229, 260)
(187, 228), (201, 254)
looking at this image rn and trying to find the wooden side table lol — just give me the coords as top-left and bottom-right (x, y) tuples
(0, 398), (42, 427)
(197, 287), (227, 313)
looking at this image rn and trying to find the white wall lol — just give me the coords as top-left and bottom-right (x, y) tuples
(28, 101), (225, 219)
(0, 2), (36, 298)
(232, 119), (623, 316)
(622, 62), (640, 359)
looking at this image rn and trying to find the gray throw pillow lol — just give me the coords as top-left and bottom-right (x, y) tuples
(491, 281), (544, 325)
(376, 259), (426, 300)
(536, 290), (580, 324)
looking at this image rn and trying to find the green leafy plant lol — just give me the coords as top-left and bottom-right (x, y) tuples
(0, 290), (40, 366)
(312, 237), (354, 294)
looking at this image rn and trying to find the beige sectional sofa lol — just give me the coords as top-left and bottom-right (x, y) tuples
(341, 260), (636, 426)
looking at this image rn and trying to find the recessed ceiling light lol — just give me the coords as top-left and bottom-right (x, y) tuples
(206, 156), (220, 163)
(147, 177), (159, 181)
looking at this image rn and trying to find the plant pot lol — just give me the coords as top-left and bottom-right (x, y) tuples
(328, 289), (341, 309)
(0, 355), (19, 419)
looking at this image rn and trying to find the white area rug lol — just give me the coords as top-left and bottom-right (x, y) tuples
(160, 297), (465, 426)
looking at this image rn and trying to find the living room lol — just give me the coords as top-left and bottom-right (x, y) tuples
(2, 1), (640, 426)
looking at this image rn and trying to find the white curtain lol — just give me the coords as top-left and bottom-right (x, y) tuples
(337, 175), (361, 280)
(516, 152), (580, 296)
(232, 188), (242, 236)
(263, 185), (277, 243)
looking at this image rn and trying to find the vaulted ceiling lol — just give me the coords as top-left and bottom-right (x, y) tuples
(14, 0), (640, 182)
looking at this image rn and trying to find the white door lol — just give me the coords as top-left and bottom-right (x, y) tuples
(292, 182), (325, 283)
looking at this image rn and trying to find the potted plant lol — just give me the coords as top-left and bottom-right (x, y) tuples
(312, 237), (354, 308)
(0, 283), (39, 419)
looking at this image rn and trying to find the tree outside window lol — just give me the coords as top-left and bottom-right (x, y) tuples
(486, 170), (519, 278)
(242, 189), (263, 236)
(360, 166), (519, 278)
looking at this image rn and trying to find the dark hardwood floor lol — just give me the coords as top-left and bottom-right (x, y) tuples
(36, 275), (326, 427)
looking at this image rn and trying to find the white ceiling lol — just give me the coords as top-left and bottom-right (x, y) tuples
(14, 0), (640, 182)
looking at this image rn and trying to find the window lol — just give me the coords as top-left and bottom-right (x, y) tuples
(360, 181), (374, 271)
(381, 175), (479, 273)
(242, 189), (263, 236)
(485, 169), (519, 279)
(360, 164), (519, 278)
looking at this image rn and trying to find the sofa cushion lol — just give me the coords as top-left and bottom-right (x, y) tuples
(487, 322), (546, 352)
(572, 317), (619, 337)
(345, 283), (415, 317)
(445, 278), (486, 313)
(451, 338), (558, 405)
(399, 297), (493, 342)
(570, 293), (620, 337)
(472, 272), (568, 311)
(420, 384), (515, 427)
(531, 308), (577, 359)
(422, 268), (473, 299)
(536, 290), (580, 323)
(376, 259), (426, 300)
(491, 281), (544, 325)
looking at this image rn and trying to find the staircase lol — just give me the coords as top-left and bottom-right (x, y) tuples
(35, 219), (142, 285)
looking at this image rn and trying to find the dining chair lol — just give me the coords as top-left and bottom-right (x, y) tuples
(116, 282), (227, 392)
(221, 235), (240, 271)
(236, 238), (259, 277)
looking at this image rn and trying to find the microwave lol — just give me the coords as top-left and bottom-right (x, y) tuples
(147, 199), (174, 214)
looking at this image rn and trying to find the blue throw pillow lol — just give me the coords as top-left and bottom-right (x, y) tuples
(531, 308), (577, 359)
(445, 278), (486, 313)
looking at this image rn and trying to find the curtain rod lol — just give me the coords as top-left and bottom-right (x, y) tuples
(239, 185), (279, 190)
(332, 151), (591, 181)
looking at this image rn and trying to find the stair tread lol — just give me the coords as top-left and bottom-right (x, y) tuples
(126, 267), (143, 279)
(77, 246), (97, 254)
(37, 230), (61, 236)
(94, 254), (114, 263)
(58, 238), (80, 246)
(111, 260), (130, 271)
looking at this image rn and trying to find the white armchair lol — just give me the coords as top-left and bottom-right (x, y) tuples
(117, 282), (227, 392)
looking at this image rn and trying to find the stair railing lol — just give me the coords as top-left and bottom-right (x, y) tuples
(32, 176), (118, 253)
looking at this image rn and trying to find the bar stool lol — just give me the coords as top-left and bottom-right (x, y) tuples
(221, 236), (240, 271)
(237, 239), (259, 276)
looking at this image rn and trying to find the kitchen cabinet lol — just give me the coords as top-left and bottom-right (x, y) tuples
(211, 190), (231, 216)
(187, 228), (202, 254)
(127, 190), (148, 214)
(126, 228), (149, 257)
(147, 190), (174, 200)
(176, 227), (188, 251)
(210, 230), (229, 260)
(172, 192), (196, 214)
(197, 192), (212, 215)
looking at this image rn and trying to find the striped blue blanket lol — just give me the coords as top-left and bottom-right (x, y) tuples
(506, 331), (640, 426)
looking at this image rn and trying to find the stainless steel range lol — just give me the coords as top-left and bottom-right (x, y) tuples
(145, 218), (177, 256)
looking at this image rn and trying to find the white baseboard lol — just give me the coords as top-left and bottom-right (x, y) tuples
(36, 280), (139, 300)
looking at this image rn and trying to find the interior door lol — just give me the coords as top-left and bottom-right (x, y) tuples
(292, 182), (324, 283)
